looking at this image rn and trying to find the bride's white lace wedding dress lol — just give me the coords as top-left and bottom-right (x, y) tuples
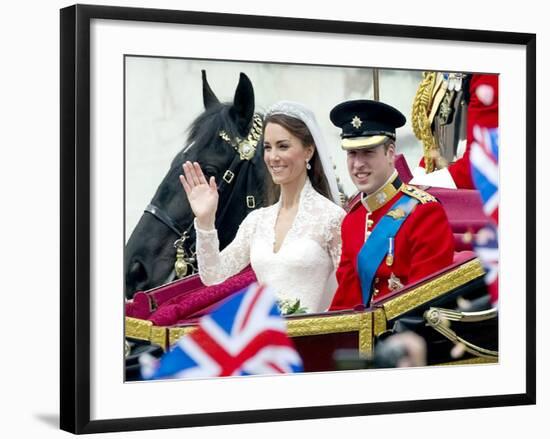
(195, 178), (346, 313)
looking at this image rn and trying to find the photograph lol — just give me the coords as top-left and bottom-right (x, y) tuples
(123, 57), (500, 381)
(57, 2), (536, 434)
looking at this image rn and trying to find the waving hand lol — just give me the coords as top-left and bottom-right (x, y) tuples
(179, 161), (218, 230)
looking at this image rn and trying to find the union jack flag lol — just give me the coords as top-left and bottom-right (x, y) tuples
(470, 125), (499, 225)
(470, 122), (499, 306)
(140, 283), (303, 379)
(473, 224), (499, 306)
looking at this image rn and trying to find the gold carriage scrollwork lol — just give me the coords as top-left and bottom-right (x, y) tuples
(125, 256), (497, 364)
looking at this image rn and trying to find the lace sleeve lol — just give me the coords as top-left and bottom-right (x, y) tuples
(326, 208), (345, 270)
(195, 211), (258, 285)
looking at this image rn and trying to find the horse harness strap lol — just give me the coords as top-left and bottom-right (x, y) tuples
(143, 120), (259, 280)
(217, 154), (242, 191)
(144, 150), (252, 240)
(144, 204), (196, 280)
(215, 153), (252, 224)
(220, 168), (256, 209)
(144, 204), (189, 237)
(216, 113), (263, 207)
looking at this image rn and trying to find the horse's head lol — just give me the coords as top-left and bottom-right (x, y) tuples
(125, 71), (266, 298)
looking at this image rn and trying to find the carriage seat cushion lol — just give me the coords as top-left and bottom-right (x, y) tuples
(147, 267), (257, 326)
(125, 273), (206, 320)
(428, 187), (489, 233)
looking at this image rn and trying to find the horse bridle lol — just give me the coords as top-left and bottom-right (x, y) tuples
(143, 202), (196, 280)
(143, 114), (263, 281)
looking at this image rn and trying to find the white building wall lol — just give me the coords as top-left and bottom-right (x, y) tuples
(125, 57), (424, 237)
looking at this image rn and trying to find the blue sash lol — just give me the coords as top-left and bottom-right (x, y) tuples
(357, 195), (419, 305)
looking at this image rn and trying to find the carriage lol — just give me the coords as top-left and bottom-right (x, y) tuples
(124, 70), (498, 379)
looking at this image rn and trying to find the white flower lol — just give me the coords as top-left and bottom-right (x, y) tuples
(277, 298), (308, 315)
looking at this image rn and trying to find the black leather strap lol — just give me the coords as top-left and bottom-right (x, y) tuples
(145, 151), (251, 239)
(144, 204), (185, 236)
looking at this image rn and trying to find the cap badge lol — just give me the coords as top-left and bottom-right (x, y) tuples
(351, 115), (363, 129)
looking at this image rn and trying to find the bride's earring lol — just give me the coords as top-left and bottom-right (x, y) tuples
(306, 160), (311, 170)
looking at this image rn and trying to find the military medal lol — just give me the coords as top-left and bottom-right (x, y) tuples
(386, 237), (394, 266)
(388, 272), (403, 291)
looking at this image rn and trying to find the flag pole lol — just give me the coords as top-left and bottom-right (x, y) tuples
(373, 68), (380, 101)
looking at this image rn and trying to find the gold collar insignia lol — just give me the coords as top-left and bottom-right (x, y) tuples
(361, 172), (402, 212)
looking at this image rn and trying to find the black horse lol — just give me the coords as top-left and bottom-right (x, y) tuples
(125, 71), (266, 299)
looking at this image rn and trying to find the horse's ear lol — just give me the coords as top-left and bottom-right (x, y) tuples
(231, 72), (255, 136)
(202, 70), (220, 109)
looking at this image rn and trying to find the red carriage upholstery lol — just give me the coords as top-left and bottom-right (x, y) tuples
(125, 266), (257, 325)
(126, 155), (488, 329)
(395, 153), (413, 183)
(395, 153), (488, 251)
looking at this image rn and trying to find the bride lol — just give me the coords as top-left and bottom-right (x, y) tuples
(180, 101), (345, 313)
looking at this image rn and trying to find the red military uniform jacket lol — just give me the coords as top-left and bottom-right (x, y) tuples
(330, 176), (455, 311)
(416, 73), (499, 189)
(446, 74), (499, 189)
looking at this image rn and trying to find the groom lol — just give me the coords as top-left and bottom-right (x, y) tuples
(329, 100), (455, 310)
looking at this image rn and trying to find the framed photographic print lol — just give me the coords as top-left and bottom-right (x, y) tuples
(60, 4), (536, 434)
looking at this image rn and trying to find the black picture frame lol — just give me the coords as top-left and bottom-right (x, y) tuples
(60, 4), (536, 434)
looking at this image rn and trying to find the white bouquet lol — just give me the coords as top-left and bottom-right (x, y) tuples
(277, 298), (308, 316)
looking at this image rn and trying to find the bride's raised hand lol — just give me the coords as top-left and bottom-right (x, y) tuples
(179, 161), (218, 229)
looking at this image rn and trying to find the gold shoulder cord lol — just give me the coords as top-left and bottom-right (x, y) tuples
(401, 184), (437, 204)
(412, 72), (438, 173)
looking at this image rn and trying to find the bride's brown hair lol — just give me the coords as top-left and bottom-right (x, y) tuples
(263, 113), (332, 205)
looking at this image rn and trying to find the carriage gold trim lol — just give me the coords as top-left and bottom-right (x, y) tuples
(125, 256), (497, 368)
(380, 258), (485, 320)
(165, 311), (374, 356)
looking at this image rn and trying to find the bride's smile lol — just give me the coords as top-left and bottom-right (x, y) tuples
(263, 122), (312, 186)
(186, 101), (344, 314)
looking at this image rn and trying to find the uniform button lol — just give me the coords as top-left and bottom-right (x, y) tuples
(374, 277), (379, 284)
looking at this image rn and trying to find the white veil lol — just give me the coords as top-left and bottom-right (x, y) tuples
(264, 101), (341, 205)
